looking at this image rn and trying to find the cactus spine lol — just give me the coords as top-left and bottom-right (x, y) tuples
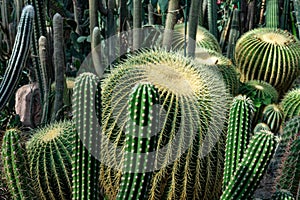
(0, 5), (34, 111)
(26, 121), (75, 200)
(116, 83), (159, 200)
(221, 130), (277, 200)
(280, 88), (300, 120)
(72, 73), (101, 200)
(262, 104), (284, 134)
(222, 95), (254, 189)
(1, 129), (35, 199)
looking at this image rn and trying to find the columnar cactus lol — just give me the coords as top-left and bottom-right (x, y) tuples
(72, 72), (101, 200)
(116, 83), (159, 200)
(235, 28), (300, 94)
(0, 5), (34, 111)
(262, 104), (284, 134)
(1, 129), (36, 199)
(26, 121), (75, 200)
(280, 88), (300, 120)
(99, 49), (230, 200)
(221, 130), (277, 200)
(266, 0), (279, 28)
(222, 95), (254, 189)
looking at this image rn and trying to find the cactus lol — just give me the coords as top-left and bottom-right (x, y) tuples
(271, 189), (295, 200)
(172, 23), (221, 53)
(116, 83), (159, 200)
(99, 49), (230, 200)
(235, 28), (300, 95)
(0, 5), (34, 111)
(266, 0), (279, 28)
(262, 104), (284, 134)
(26, 121), (75, 200)
(226, 8), (240, 61)
(280, 88), (300, 120)
(207, 0), (218, 39)
(1, 129), (36, 199)
(254, 122), (271, 133)
(193, 48), (240, 96)
(222, 95), (254, 189)
(221, 130), (277, 200)
(72, 73), (101, 200)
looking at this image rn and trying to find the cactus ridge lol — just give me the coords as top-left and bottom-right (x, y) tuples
(254, 122), (271, 133)
(1, 129), (36, 199)
(0, 5), (34, 111)
(266, 0), (279, 28)
(235, 28), (300, 94)
(99, 49), (230, 200)
(280, 88), (300, 120)
(222, 95), (254, 190)
(72, 72), (101, 200)
(221, 130), (277, 200)
(262, 104), (284, 134)
(26, 121), (75, 200)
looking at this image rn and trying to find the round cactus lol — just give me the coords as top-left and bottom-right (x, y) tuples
(235, 28), (300, 95)
(99, 49), (230, 200)
(280, 88), (300, 120)
(172, 23), (222, 53)
(254, 122), (271, 133)
(26, 121), (75, 200)
(262, 104), (284, 134)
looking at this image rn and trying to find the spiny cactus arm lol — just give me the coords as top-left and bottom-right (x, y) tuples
(221, 130), (277, 200)
(1, 129), (36, 199)
(116, 83), (159, 200)
(0, 5), (34, 111)
(222, 95), (254, 189)
(266, 0), (279, 28)
(72, 72), (101, 200)
(226, 8), (239, 61)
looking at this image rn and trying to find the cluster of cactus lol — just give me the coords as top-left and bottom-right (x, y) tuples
(99, 49), (230, 199)
(235, 28), (300, 95)
(280, 88), (300, 120)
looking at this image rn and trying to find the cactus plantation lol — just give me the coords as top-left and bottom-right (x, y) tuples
(0, 1), (300, 200)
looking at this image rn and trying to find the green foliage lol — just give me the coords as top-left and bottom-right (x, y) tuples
(26, 121), (75, 200)
(280, 88), (300, 120)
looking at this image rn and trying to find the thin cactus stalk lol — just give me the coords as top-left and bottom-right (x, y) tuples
(116, 83), (159, 200)
(91, 27), (104, 78)
(89, 0), (98, 37)
(0, 5), (34, 111)
(222, 95), (254, 190)
(294, 0), (300, 38)
(226, 8), (240, 61)
(280, 0), (290, 30)
(133, 0), (142, 50)
(266, 0), (279, 28)
(221, 130), (277, 200)
(271, 189), (295, 200)
(99, 49), (230, 200)
(235, 28), (300, 95)
(262, 104), (284, 134)
(280, 88), (300, 120)
(51, 13), (65, 121)
(26, 121), (75, 200)
(72, 73), (101, 200)
(207, 0), (218, 39)
(1, 129), (36, 199)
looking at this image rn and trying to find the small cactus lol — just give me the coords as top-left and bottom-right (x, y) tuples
(26, 121), (75, 200)
(254, 122), (271, 133)
(262, 104), (284, 134)
(280, 88), (300, 120)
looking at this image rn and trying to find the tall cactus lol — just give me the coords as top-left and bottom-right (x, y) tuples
(72, 73), (101, 200)
(221, 130), (277, 199)
(26, 121), (75, 200)
(0, 5), (34, 111)
(1, 129), (36, 199)
(99, 49), (230, 200)
(222, 95), (254, 189)
(116, 83), (159, 200)
(266, 0), (279, 28)
(271, 189), (295, 200)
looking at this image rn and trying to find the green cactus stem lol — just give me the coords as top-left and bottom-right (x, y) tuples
(221, 130), (277, 200)
(26, 121), (75, 200)
(72, 72), (101, 200)
(222, 95), (254, 190)
(1, 129), (36, 199)
(280, 88), (300, 120)
(266, 0), (279, 28)
(262, 104), (284, 134)
(235, 28), (300, 95)
(0, 5), (34, 111)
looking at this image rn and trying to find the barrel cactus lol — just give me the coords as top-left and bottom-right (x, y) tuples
(235, 28), (300, 95)
(99, 49), (230, 200)
(26, 121), (75, 200)
(262, 104), (284, 134)
(254, 122), (271, 133)
(280, 88), (300, 120)
(1, 129), (36, 199)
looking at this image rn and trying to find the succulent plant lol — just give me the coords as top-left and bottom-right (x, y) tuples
(271, 189), (295, 200)
(235, 28), (300, 95)
(262, 104), (284, 134)
(99, 49), (230, 200)
(280, 88), (300, 120)
(26, 121), (75, 200)
(172, 23), (221, 53)
(221, 130), (277, 200)
(254, 122), (271, 133)
(0, 5), (34, 111)
(72, 72), (101, 200)
(1, 129), (36, 199)
(222, 95), (254, 189)
(265, 0), (279, 28)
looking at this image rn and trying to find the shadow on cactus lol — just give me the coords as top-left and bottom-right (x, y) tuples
(280, 88), (300, 120)
(99, 49), (230, 200)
